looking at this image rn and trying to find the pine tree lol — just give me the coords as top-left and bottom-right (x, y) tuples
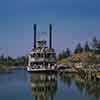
(84, 41), (90, 52)
(92, 36), (97, 49)
(66, 48), (71, 57)
(74, 43), (83, 54)
(0, 54), (4, 61)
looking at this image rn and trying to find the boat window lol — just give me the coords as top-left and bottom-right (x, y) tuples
(37, 53), (40, 57)
(30, 62), (34, 66)
(51, 53), (56, 58)
(31, 53), (35, 57)
(47, 53), (51, 58)
(33, 53), (35, 57)
(41, 53), (43, 58)
(45, 63), (48, 66)
(53, 53), (56, 58)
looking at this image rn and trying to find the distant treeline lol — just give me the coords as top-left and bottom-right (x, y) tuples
(0, 55), (28, 67)
(0, 36), (100, 67)
(58, 36), (100, 60)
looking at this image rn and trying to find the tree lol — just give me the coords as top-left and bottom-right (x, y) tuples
(66, 48), (71, 57)
(58, 53), (62, 60)
(96, 40), (100, 49)
(58, 48), (71, 60)
(7, 56), (13, 61)
(92, 36), (97, 49)
(91, 36), (100, 54)
(84, 41), (90, 52)
(74, 43), (83, 54)
(0, 54), (4, 61)
(62, 50), (67, 58)
(93, 36), (97, 44)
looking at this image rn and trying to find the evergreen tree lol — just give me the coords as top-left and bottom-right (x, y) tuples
(74, 43), (83, 54)
(0, 54), (4, 61)
(58, 48), (71, 60)
(84, 41), (90, 52)
(66, 48), (71, 57)
(93, 36), (97, 44)
(92, 36), (97, 49)
(7, 56), (13, 61)
(95, 40), (100, 54)
(62, 50), (67, 58)
(58, 53), (62, 60)
(96, 40), (100, 49)
(91, 36), (100, 54)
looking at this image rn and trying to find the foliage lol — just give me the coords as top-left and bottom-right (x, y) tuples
(92, 36), (97, 49)
(58, 48), (71, 60)
(91, 36), (100, 54)
(0, 54), (28, 67)
(58, 58), (68, 65)
(58, 37), (100, 63)
(74, 43), (83, 54)
(84, 41), (90, 52)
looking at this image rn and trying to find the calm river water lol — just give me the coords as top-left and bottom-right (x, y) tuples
(0, 69), (100, 100)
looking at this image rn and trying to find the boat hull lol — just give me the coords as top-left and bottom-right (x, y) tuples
(26, 66), (57, 73)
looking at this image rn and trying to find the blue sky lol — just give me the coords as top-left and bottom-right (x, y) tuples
(0, 0), (100, 57)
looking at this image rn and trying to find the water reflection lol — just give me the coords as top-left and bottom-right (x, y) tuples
(29, 73), (57, 100)
(1, 69), (100, 100)
(60, 73), (100, 100)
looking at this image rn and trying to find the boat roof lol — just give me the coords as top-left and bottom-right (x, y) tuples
(30, 48), (55, 54)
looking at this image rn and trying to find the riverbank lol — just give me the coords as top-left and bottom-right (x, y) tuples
(0, 65), (26, 73)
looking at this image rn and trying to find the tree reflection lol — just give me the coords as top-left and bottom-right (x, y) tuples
(74, 73), (100, 100)
(29, 72), (100, 100)
(59, 73), (100, 100)
(29, 73), (57, 100)
(59, 73), (73, 88)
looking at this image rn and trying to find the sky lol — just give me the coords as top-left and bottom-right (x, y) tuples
(0, 0), (100, 57)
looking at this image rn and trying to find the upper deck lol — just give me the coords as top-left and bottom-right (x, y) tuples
(28, 24), (56, 66)
(29, 40), (56, 63)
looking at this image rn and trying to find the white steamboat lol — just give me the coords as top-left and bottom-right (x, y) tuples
(27, 24), (57, 72)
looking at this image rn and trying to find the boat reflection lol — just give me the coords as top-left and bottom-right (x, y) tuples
(29, 73), (57, 100)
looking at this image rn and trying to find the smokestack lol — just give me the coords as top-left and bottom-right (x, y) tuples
(34, 24), (37, 48)
(49, 24), (52, 48)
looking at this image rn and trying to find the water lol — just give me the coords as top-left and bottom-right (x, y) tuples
(0, 69), (100, 100)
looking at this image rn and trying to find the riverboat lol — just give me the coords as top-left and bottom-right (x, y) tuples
(27, 24), (57, 72)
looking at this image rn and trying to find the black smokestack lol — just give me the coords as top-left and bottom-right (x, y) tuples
(49, 24), (52, 48)
(34, 24), (36, 48)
